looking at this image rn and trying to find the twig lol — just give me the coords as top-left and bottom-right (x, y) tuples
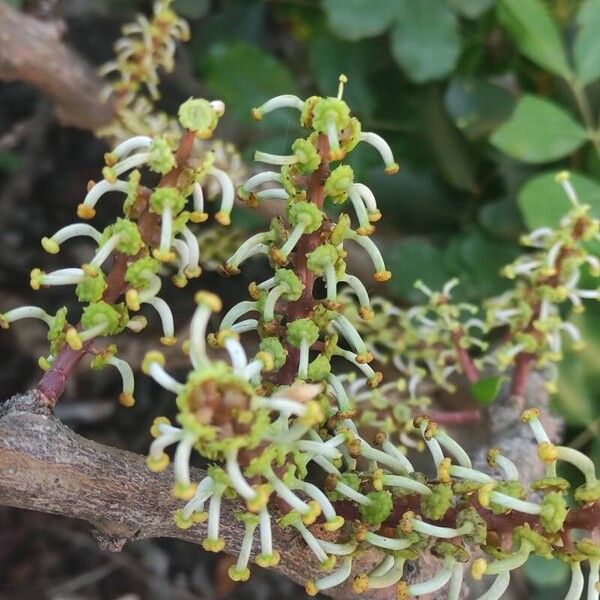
(0, 1), (115, 129)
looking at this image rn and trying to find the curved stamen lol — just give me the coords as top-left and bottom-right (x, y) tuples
(254, 150), (298, 166)
(106, 355), (135, 406)
(147, 361), (184, 394)
(240, 171), (282, 193)
(252, 95), (304, 120)
(173, 433), (196, 486)
(231, 319), (259, 334)
(340, 275), (371, 312)
(142, 296), (175, 344)
(474, 572), (511, 600)
(42, 224), (102, 254)
(407, 564), (453, 596)
(209, 167), (235, 225)
(227, 233), (271, 270)
(279, 223), (306, 258)
(1, 306), (53, 327)
(359, 132), (399, 174)
(332, 314), (368, 357)
(109, 135), (153, 161)
(226, 450), (257, 500)
(381, 475), (431, 495)
(563, 563), (584, 600)
(365, 532), (412, 551)
(78, 180), (129, 218)
(307, 557), (353, 595)
(221, 301), (260, 330)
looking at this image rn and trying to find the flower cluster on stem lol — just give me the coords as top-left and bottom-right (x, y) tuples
(1, 98), (234, 406)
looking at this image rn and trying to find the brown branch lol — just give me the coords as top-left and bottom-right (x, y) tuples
(0, 1), (115, 129)
(0, 391), (391, 600)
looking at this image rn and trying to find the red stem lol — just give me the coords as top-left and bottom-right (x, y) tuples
(425, 408), (481, 426)
(451, 329), (480, 384)
(277, 135), (330, 385)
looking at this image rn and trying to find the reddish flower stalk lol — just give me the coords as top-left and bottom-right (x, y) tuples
(276, 134), (330, 385)
(36, 130), (197, 406)
(451, 328), (481, 384)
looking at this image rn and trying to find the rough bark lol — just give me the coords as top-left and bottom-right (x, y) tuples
(0, 391), (390, 600)
(0, 1), (114, 129)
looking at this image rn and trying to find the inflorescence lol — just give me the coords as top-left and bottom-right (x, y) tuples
(142, 80), (600, 599)
(3, 68), (599, 599)
(1, 96), (235, 406)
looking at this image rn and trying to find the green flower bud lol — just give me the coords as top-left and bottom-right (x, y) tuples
(148, 137), (176, 174)
(287, 318), (319, 347)
(358, 490), (393, 526)
(540, 491), (568, 533)
(531, 477), (570, 492)
(112, 218), (143, 255)
(307, 354), (331, 380)
(274, 268), (304, 301)
(280, 164), (297, 196)
(300, 96), (320, 128)
(81, 301), (123, 335)
(287, 201), (323, 233)
(456, 507), (487, 544)
(149, 187), (186, 215)
(341, 117), (361, 153)
(125, 256), (159, 289)
(90, 344), (117, 370)
(513, 524), (553, 558)
(178, 98), (219, 138)
(259, 337), (287, 369)
(123, 170), (141, 215)
(291, 138), (321, 175)
(420, 483), (453, 521)
(324, 165), (353, 204)
(330, 213), (352, 245)
(75, 268), (107, 303)
(491, 480), (525, 514)
(575, 538), (600, 559)
(312, 98), (351, 134)
(47, 307), (68, 343)
(574, 481), (600, 504)
(307, 244), (338, 275)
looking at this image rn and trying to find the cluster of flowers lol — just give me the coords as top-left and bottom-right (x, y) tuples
(97, 0), (190, 141)
(147, 292), (600, 598)
(143, 82), (600, 599)
(339, 171), (599, 427)
(0, 97), (235, 406)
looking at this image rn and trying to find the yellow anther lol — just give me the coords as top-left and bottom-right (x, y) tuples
(471, 558), (488, 580)
(195, 290), (222, 312)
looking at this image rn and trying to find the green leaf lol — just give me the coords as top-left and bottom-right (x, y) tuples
(523, 556), (570, 589)
(307, 29), (378, 117)
(554, 307), (600, 426)
(418, 84), (478, 192)
(490, 95), (587, 163)
(447, 0), (495, 18)
(470, 375), (508, 406)
(390, 0), (461, 83)
(444, 230), (519, 300)
(496, 0), (572, 79)
(383, 238), (451, 303)
(478, 197), (524, 241)
(173, 0), (209, 19)
(518, 171), (600, 229)
(445, 77), (515, 141)
(202, 41), (299, 124)
(322, 0), (398, 41)
(574, 0), (600, 85)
